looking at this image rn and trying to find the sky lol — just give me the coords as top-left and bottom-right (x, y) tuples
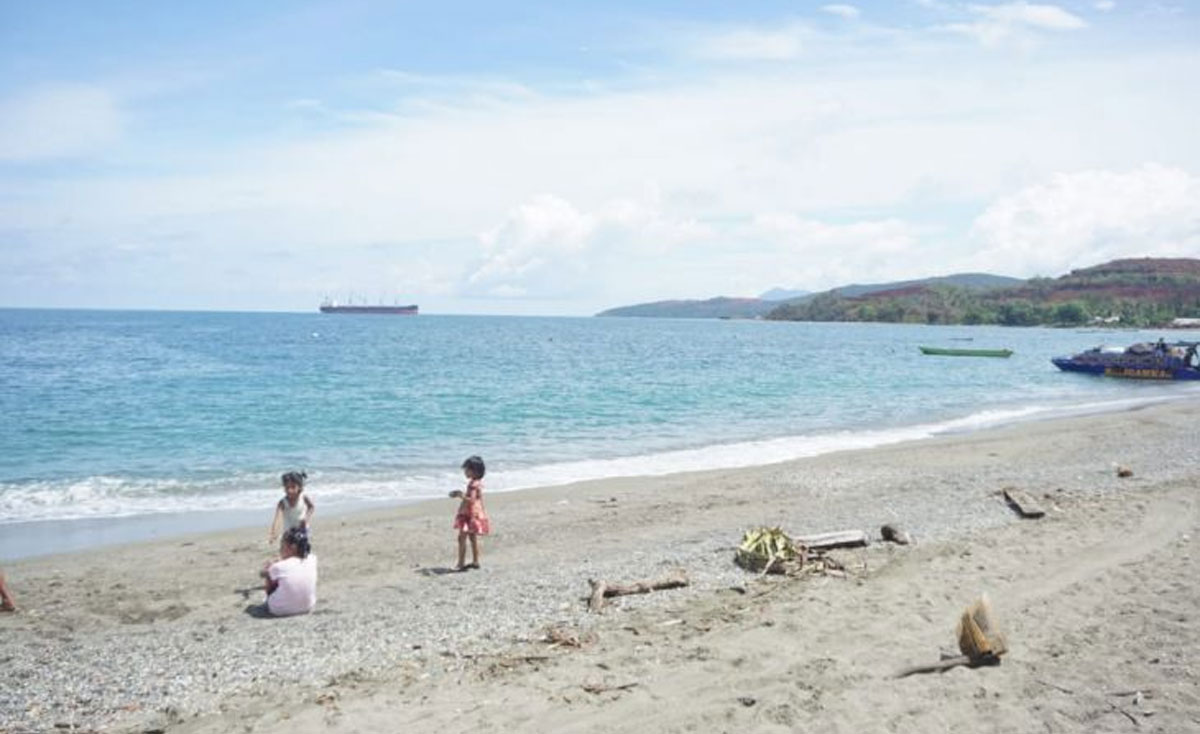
(1, 0), (1198, 315)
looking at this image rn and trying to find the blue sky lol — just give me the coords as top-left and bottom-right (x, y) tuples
(2, 1), (1198, 314)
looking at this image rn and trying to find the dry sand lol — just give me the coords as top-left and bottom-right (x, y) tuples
(2, 402), (1199, 733)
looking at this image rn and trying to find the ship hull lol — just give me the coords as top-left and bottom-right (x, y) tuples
(319, 305), (418, 315)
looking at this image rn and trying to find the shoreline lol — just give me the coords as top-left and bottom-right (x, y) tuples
(2, 401), (1199, 732)
(5, 390), (1194, 561)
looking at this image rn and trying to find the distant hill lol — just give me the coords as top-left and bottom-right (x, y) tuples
(759, 287), (810, 301)
(596, 296), (777, 319)
(596, 273), (1015, 319)
(828, 273), (1021, 298)
(765, 258), (1200, 327)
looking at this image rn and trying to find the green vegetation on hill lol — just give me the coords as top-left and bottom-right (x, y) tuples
(765, 258), (1200, 327)
(828, 273), (1021, 298)
(597, 274), (1013, 319)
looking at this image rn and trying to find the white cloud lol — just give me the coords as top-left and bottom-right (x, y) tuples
(943, 2), (1087, 47)
(0, 84), (123, 161)
(746, 214), (930, 286)
(969, 164), (1200, 275)
(466, 192), (713, 299)
(1094, 1), (1116, 10)
(822, 4), (861, 20)
(691, 23), (807, 60)
(468, 195), (595, 297)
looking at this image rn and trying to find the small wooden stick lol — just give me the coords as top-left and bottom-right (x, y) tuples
(1108, 702), (1140, 726)
(895, 653), (1001, 678)
(587, 573), (688, 612)
(1037, 678), (1076, 695)
(582, 682), (639, 694)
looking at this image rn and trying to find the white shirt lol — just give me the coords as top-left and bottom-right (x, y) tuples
(279, 495), (311, 531)
(267, 554), (318, 617)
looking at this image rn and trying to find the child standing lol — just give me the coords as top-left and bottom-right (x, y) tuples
(0, 567), (16, 612)
(268, 471), (315, 545)
(449, 455), (490, 571)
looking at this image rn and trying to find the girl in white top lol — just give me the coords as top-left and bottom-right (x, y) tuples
(261, 526), (318, 616)
(268, 471), (315, 545)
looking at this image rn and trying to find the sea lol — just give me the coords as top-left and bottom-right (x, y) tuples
(3, 308), (1198, 559)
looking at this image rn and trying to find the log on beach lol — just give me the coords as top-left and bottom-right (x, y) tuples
(796, 530), (870, 550)
(588, 573), (689, 612)
(1003, 488), (1046, 519)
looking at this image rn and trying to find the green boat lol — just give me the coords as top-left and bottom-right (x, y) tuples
(919, 346), (1013, 358)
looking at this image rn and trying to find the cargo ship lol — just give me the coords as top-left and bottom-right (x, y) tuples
(319, 300), (418, 315)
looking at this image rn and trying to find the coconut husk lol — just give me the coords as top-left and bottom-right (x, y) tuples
(956, 595), (1007, 660)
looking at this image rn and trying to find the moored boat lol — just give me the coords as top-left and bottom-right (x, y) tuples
(919, 346), (1013, 358)
(1052, 339), (1200, 380)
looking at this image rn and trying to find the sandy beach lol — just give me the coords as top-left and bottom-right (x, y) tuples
(2, 402), (1199, 733)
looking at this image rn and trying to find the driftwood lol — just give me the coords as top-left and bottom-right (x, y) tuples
(880, 523), (912, 545)
(796, 530), (869, 550)
(896, 652), (1002, 676)
(588, 573), (688, 612)
(582, 681), (639, 694)
(1003, 488), (1046, 519)
(1117, 466), (1134, 478)
(897, 596), (1007, 678)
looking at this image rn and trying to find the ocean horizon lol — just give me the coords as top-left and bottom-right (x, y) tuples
(3, 307), (1198, 559)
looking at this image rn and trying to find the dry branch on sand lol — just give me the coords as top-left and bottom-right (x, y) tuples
(587, 573), (689, 612)
(581, 681), (639, 694)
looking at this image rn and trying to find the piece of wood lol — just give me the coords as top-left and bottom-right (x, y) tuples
(587, 573), (688, 612)
(1003, 488), (1045, 519)
(582, 681), (639, 694)
(795, 530), (869, 550)
(896, 653), (1001, 678)
(880, 523), (911, 545)
(588, 581), (608, 612)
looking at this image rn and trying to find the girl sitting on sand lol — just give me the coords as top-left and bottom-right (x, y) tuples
(268, 471), (314, 545)
(449, 455), (490, 571)
(260, 526), (318, 616)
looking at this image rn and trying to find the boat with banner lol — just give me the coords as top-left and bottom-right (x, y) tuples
(319, 300), (418, 315)
(1052, 339), (1200, 380)
(919, 346), (1013, 358)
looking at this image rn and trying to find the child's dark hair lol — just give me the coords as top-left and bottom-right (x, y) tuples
(461, 455), (485, 479)
(281, 471), (307, 488)
(282, 526), (312, 558)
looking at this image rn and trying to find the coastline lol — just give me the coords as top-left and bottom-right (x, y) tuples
(2, 401), (1199, 732)
(5, 389), (1196, 561)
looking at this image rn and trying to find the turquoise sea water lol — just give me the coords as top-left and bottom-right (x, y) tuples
(2, 308), (1198, 557)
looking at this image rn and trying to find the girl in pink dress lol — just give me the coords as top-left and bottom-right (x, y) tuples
(450, 455), (490, 571)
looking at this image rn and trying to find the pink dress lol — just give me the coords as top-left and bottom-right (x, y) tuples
(453, 478), (491, 535)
